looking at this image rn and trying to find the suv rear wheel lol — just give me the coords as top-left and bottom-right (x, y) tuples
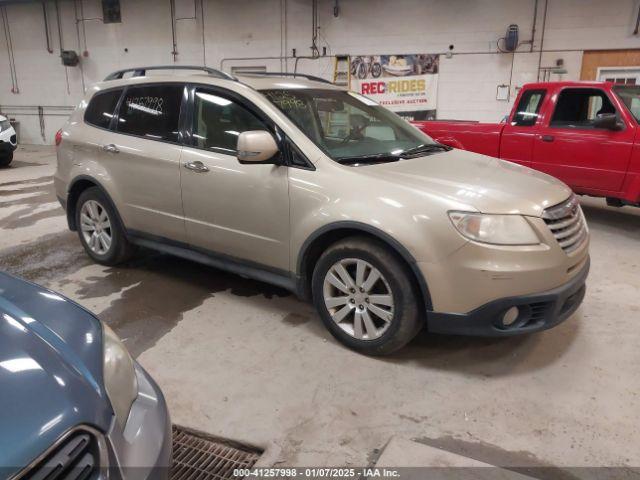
(312, 236), (423, 355)
(76, 187), (134, 265)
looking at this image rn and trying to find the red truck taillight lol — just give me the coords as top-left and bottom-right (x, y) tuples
(55, 129), (62, 146)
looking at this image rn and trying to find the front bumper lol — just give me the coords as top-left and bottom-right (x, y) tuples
(106, 363), (172, 480)
(427, 256), (589, 336)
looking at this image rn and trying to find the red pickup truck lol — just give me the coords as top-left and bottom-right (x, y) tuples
(413, 81), (640, 207)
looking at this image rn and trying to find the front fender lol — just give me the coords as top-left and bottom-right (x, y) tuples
(296, 220), (434, 310)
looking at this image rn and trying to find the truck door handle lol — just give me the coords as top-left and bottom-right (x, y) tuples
(540, 135), (555, 142)
(102, 143), (120, 153)
(184, 161), (209, 173)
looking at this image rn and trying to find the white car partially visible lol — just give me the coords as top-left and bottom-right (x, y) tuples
(0, 114), (17, 167)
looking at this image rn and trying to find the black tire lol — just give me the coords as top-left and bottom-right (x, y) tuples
(0, 151), (13, 167)
(312, 236), (423, 355)
(357, 62), (368, 79)
(75, 187), (134, 265)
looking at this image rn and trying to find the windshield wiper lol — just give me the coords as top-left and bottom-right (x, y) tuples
(400, 143), (452, 158)
(336, 143), (451, 165)
(336, 153), (401, 165)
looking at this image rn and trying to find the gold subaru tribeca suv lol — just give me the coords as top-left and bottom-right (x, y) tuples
(55, 66), (590, 355)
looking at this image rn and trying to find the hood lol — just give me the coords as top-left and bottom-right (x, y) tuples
(0, 273), (111, 476)
(357, 149), (572, 217)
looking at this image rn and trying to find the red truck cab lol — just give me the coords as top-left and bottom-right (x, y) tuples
(413, 81), (640, 207)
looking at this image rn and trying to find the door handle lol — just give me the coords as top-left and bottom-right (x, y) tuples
(540, 134), (555, 142)
(184, 160), (209, 173)
(102, 143), (120, 153)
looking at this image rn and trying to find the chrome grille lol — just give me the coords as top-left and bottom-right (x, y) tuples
(171, 425), (261, 480)
(542, 195), (587, 254)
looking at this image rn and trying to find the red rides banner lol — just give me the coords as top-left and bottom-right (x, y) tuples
(349, 54), (439, 120)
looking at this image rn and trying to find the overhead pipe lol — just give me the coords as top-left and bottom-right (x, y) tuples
(529, 0), (538, 52)
(200, 0), (206, 65)
(42, 2), (53, 53)
(169, 0), (178, 61)
(310, 0), (319, 58)
(73, 0), (86, 93)
(54, 0), (71, 94)
(282, 0), (288, 72)
(536, 0), (548, 82)
(280, 0), (286, 71)
(1, 5), (19, 93)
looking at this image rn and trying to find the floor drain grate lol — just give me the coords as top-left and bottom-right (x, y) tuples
(171, 425), (262, 480)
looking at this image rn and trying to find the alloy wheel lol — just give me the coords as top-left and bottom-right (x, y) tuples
(80, 200), (112, 255)
(322, 258), (394, 340)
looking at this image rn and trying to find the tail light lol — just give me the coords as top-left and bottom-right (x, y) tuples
(55, 129), (63, 146)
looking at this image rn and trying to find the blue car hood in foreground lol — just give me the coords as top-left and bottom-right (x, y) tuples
(0, 273), (112, 477)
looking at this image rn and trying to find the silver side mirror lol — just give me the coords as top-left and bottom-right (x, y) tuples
(237, 130), (279, 164)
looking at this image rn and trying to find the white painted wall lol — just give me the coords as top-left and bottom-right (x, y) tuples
(0, 0), (639, 144)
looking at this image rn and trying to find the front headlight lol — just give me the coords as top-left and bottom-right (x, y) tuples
(448, 211), (540, 245)
(103, 323), (138, 427)
(0, 119), (10, 133)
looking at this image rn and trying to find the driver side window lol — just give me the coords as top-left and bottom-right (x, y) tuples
(192, 89), (266, 154)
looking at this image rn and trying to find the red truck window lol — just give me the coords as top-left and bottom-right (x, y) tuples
(550, 88), (616, 129)
(612, 85), (640, 123)
(512, 89), (546, 126)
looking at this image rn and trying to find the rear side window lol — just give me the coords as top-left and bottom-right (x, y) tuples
(84, 89), (122, 129)
(550, 88), (616, 128)
(192, 89), (266, 153)
(512, 89), (545, 126)
(116, 85), (184, 142)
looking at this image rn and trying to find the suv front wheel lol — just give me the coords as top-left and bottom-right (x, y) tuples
(75, 187), (134, 265)
(312, 237), (423, 355)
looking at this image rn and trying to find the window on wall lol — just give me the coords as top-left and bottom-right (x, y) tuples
(192, 89), (267, 153)
(102, 0), (121, 23)
(116, 85), (184, 142)
(84, 89), (122, 129)
(550, 88), (617, 129)
(511, 89), (546, 126)
(605, 77), (637, 85)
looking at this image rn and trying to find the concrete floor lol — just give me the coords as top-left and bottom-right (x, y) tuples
(1, 146), (639, 469)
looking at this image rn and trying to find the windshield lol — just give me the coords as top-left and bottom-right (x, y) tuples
(613, 85), (640, 122)
(261, 88), (440, 164)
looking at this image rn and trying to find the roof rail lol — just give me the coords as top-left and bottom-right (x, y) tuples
(104, 65), (236, 81)
(236, 71), (333, 85)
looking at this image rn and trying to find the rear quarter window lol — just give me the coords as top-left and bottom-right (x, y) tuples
(84, 89), (123, 129)
(116, 84), (184, 142)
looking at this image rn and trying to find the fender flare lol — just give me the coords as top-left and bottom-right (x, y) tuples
(66, 175), (126, 233)
(296, 221), (433, 312)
